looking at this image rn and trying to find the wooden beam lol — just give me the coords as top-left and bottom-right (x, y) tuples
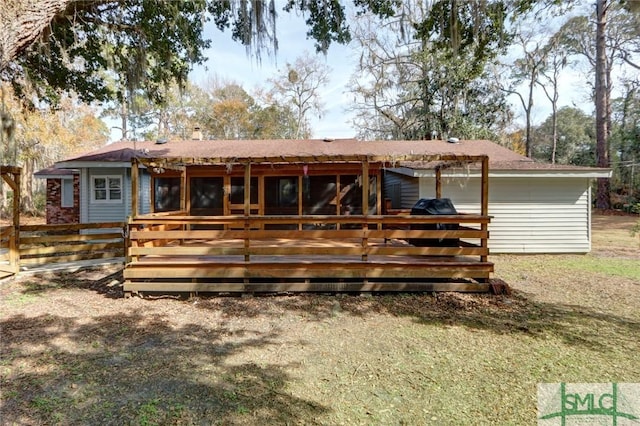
(138, 154), (488, 168)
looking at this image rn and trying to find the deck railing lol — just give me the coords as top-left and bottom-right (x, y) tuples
(124, 214), (492, 294)
(128, 214), (490, 259)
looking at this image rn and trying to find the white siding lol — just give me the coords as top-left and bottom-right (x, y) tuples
(386, 170), (593, 254)
(415, 176), (592, 253)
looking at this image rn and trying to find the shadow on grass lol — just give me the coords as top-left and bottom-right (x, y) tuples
(13, 265), (640, 356)
(186, 290), (640, 355)
(0, 311), (327, 425)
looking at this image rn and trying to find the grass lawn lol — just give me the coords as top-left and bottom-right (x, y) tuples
(1, 213), (638, 425)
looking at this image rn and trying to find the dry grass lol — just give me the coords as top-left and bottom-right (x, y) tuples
(1, 212), (639, 425)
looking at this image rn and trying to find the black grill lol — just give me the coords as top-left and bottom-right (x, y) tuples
(409, 198), (459, 247)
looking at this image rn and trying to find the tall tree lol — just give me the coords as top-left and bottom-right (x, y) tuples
(536, 33), (570, 164)
(1, 84), (108, 213)
(594, 0), (610, 208)
(268, 51), (331, 139)
(559, 1), (640, 208)
(610, 77), (640, 200)
(498, 19), (556, 159)
(532, 106), (596, 165)
(349, 0), (512, 141)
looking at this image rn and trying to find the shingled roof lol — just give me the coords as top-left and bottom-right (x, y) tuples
(54, 138), (608, 174)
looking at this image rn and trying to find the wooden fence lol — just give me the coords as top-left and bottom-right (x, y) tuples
(0, 222), (126, 275)
(0, 226), (18, 278)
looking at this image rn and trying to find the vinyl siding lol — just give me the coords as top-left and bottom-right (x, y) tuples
(139, 171), (151, 215)
(418, 176), (591, 253)
(86, 167), (128, 223)
(383, 171), (419, 209)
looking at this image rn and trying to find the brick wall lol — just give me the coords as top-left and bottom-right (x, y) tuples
(46, 175), (80, 224)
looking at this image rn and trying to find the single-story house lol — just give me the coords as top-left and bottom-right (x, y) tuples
(36, 138), (610, 254)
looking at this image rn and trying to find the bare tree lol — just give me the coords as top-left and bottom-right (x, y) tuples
(536, 34), (569, 164)
(268, 51), (331, 139)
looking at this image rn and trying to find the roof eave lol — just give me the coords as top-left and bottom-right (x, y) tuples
(55, 161), (133, 169)
(389, 167), (612, 179)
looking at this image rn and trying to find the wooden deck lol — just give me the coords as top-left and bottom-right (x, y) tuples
(124, 214), (493, 295)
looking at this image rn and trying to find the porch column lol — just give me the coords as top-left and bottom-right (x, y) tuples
(181, 168), (187, 212)
(2, 167), (21, 271)
(435, 167), (442, 199)
(244, 162), (251, 263)
(481, 156), (489, 263)
(131, 158), (139, 218)
(244, 162), (251, 216)
(361, 160), (369, 261)
(362, 161), (369, 215)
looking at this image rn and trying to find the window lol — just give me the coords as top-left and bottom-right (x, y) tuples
(61, 178), (74, 208)
(190, 177), (223, 215)
(91, 175), (122, 203)
(265, 176), (298, 215)
(155, 177), (181, 212)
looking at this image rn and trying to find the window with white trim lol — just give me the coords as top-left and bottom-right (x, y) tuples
(91, 175), (122, 203)
(61, 178), (74, 208)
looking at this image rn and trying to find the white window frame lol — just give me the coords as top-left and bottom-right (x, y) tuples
(61, 178), (74, 208)
(91, 175), (123, 204)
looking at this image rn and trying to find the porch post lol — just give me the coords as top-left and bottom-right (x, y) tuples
(362, 161), (369, 215)
(244, 162), (251, 216)
(435, 167), (442, 199)
(244, 162), (251, 263)
(131, 158), (139, 218)
(481, 156), (489, 217)
(2, 168), (21, 271)
(361, 160), (369, 261)
(481, 156), (489, 263)
(181, 167), (187, 212)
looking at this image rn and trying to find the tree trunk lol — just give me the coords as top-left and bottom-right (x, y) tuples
(0, 0), (72, 70)
(595, 0), (611, 209)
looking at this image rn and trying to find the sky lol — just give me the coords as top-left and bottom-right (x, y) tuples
(185, 5), (597, 142)
(108, 3), (605, 142)
(188, 10), (358, 139)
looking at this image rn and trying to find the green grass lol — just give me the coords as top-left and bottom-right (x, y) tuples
(544, 255), (640, 280)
